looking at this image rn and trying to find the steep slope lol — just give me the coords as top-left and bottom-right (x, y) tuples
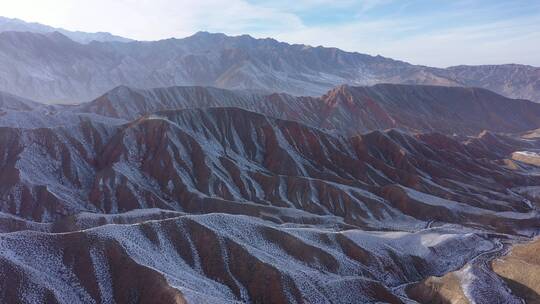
(0, 31), (129, 104)
(0, 214), (497, 304)
(73, 84), (540, 136)
(76, 85), (266, 120)
(0, 107), (538, 303)
(315, 84), (540, 135)
(0, 30), (538, 103)
(1, 107), (538, 227)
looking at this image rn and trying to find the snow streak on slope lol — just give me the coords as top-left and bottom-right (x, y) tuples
(0, 30), (539, 103)
(0, 100), (539, 302)
(0, 214), (497, 303)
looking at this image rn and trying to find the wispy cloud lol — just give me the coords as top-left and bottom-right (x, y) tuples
(0, 0), (303, 38)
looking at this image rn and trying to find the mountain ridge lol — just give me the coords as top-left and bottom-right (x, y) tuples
(0, 105), (538, 302)
(1, 15), (540, 304)
(3, 82), (539, 136)
(71, 83), (540, 136)
(0, 27), (538, 103)
(0, 16), (132, 43)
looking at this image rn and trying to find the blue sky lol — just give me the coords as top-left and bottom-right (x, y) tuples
(2, 0), (539, 67)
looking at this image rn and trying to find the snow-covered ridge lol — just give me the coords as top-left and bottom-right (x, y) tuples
(0, 91), (539, 303)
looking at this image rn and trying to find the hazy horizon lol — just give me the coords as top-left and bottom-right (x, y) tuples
(1, 0), (539, 68)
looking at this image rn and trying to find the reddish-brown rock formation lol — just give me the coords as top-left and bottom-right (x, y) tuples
(0, 101), (538, 303)
(74, 84), (540, 137)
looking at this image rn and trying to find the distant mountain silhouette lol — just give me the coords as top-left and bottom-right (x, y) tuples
(0, 23), (538, 103)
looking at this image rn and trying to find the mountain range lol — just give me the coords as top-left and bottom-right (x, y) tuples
(0, 18), (539, 103)
(0, 16), (540, 304)
(0, 82), (539, 302)
(79, 84), (540, 136)
(0, 16), (132, 44)
(4, 83), (540, 136)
